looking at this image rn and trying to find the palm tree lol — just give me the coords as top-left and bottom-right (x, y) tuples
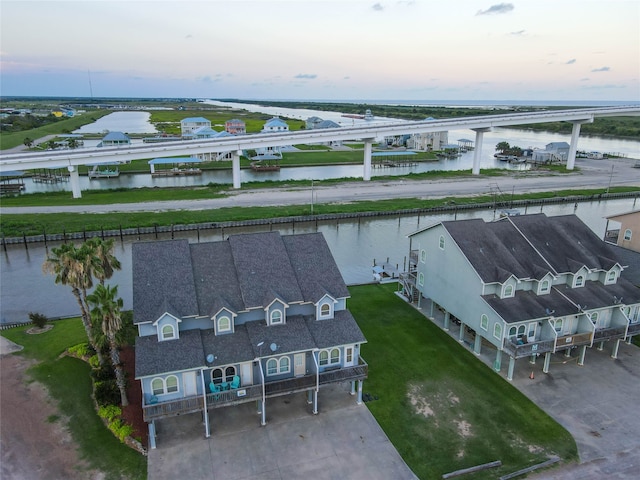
(88, 284), (129, 406)
(84, 238), (121, 285)
(23, 137), (33, 149)
(496, 141), (510, 154)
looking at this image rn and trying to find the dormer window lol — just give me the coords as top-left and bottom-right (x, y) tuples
(270, 309), (283, 325)
(539, 279), (551, 295)
(606, 270), (617, 284)
(574, 275), (585, 288)
(503, 284), (514, 298)
(161, 324), (176, 340)
(320, 303), (331, 318)
(623, 229), (632, 241)
(217, 316), (231, 333)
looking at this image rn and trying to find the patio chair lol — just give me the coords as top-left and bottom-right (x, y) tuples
(209, 382), (221, 394)
(230, 375), (240, 389)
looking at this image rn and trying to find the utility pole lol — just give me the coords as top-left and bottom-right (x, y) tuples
(311, 180), (314, 214)
(606, 165), (614, 194)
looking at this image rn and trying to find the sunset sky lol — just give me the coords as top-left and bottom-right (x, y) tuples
(2, 0), (639, 102)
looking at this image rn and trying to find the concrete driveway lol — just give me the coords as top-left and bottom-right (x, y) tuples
(148, 383), (417, 480)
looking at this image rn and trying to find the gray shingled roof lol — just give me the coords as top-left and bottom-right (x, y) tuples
(556, 278), (640, 310)
(483, 288), (577, 324)
(305, 310), (367, 348)
(244, 315), (317, 356)
(135, 329), (204, 377)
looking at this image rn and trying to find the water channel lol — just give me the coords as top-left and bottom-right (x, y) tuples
(1, 197), (637, 324)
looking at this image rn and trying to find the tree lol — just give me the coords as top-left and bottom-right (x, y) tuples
(496, 141), (510, 154)
(23, 137), (33, 149)
(47, 139), (57, 150)
(42, 239), (121, 365)
(67, 138), (79, 149)
(88, 284), (129, 406)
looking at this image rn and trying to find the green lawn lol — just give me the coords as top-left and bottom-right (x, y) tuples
(349, 284), (577, 479)
(1, 320), (147, 480)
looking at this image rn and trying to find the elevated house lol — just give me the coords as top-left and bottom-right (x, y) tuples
(133, 232), (368, 447)
(225, 118), (246, 135)
(605, 210), (640, 253)
(180, 117), (211, 136)
(401, 214), (640, 381)
(532, 141), (570, 163)
(256, 117), (290, 159)
(306, 118), (342, 146)
(97, 131), (130, 147)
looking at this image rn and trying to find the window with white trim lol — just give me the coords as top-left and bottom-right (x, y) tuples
(217, 316), (231, 333)
(539, 279), (550, 294)
(151, 375), (179, 395)
(270, 309), (283, 325)
(493, 323), (502, 340)
(439, 235), (445, 250)
(623, 229), (632, 241)
(574, 275), (585, 287)
(320, 303), (331, 318)
(503, 284), (514, 298)
(553, 318), (563, 333)
(508, 325), (526, 339)
(266, 357), (290, 376)
(319, 348), (341, 366)
(606, 270), (617, 283)
(420, 249), (426, 263)
(480, 314), (488, 331)
(589, 312), (598, 325)
(161, 324), (175, 340)
(418, 272), (424, 286)
(211, 366), (236, 384)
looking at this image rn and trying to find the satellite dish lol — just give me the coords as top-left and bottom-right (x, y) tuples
(270, 343), (278, 352)
(206, 354), (214, 364)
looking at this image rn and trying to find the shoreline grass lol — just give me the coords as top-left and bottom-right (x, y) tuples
(350, 283), (578, 479)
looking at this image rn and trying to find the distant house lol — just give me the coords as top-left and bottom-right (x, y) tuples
(261, 116), (289, 133)
(257, 117), (290, 157)
(306, 116), (324, 130)
(533, 142), (570, 163)
(402, 213), (640, 381)
(306, 118), (342, 146)
(133, 231), (368, 446)
(225, 118), (246, 135)
(407, 120), (448, 151)
(97, 131), (130, 147)
(181, 117), (211, 136)
(605, 210), (640, 253)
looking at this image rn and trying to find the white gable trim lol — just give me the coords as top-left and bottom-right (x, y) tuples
(152, 312), (182, 327)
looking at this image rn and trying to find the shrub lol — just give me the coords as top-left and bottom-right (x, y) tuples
(88, 355), (101, 369)
(94, 380), (120, 406)
(98, 405), (122, 422)
(68, 342), (91, 358)
(108, 418), (134, 443)
(28, 312), (48, 329)
(91, 366), (116, 382)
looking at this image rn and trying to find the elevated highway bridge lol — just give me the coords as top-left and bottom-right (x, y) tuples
(1, 106), (638, 198)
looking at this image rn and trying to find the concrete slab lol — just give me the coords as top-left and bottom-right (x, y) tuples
(148, 383), (418, 480)
(0, 335), (23, 355)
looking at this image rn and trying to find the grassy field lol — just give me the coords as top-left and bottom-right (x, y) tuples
(1, 185), (638, 238)
(350, 283), (577, 479)
(1, 320), (147, 480)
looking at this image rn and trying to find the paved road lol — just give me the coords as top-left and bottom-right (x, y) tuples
(2, 157), (639, 215)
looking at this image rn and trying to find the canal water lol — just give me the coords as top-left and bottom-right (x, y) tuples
(1, 197), (637, 324)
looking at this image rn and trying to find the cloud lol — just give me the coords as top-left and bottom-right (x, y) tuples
(565, 59), (576, 65)
(294, 74), (317, 80)
(591, 66), (610, 72)
(509, 30), (525, 36)
(476, 3), (514, 15)
(371, 3), (384, 11)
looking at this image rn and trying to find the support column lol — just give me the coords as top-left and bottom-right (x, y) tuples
(313, 390), (318, 414)
(566, 121), (589, 170)
(443, 311), (450, 331)
(507, 356), (516, 381)
(260, 400), (266, 426)
(232, 150), (241, 189)
(150, 163), (156, 174)
(363, 139), (373, 181)
(307, 390), (313, 404)
(564, 348), (571, 358)
(471, 128), (491, 175)
(597, 341), (605, 351)
(543, 352), (551, 373)
(356, 380), (363, 405)
(578, 345), (587, 365)
(494, 349), (502, 372)
(459, 322), (466, 343)
(149, 421), (157, 449)
(350, 381), (356, 395)
(473, 333), (482, 355)
(68, 165), (82, 199)
(529, 354), (536, 365)
(611, 339), (621, 359)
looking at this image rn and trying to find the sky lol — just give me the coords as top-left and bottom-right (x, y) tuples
(1, 0), (639, 102)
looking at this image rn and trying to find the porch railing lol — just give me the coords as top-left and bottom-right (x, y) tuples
(142, 357), (369, 421)
(555, 331), (592, 350)
(627, 323), (640, 336)
(593, 325), (628, 342)
(503, 338), (555, 359)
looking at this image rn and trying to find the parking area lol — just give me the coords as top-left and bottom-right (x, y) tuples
(147, 383), (418, 480)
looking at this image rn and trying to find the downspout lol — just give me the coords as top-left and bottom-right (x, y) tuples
(313, 349), (320, 392)
(200, 367), (210, 438)
(257, 358), (266, 426)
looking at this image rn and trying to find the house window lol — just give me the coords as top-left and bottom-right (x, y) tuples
(319, 348), (341, 366)
(606, 270), (616, 283)
(480, 314), (488, 331)
(623, 229), (632, 241)
(420, 249), (426, 263)
(508, 325), (526, 339)
(345, 347), (353, 364)
(553, 318), (563, 333)
(151, 375), (179, 395)
(574, 275), (584, 287)
(161, 324), (175, 340)
(590, 312), (598, 324)
(439, 235), (445, 250)
(539, 279), (550, 294)
(211, 366), (236, 384)
(493, 323), (502, 340)
(266, 357), (290, 376)
(418, 272), (424, 286)
(270, 309), (283, 325)
(320, 303), (331, 317)
(217, 316), (231, 333)
(503, 284), (514, 298)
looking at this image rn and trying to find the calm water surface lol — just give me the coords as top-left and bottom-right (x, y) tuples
(1, 198), (637, 324)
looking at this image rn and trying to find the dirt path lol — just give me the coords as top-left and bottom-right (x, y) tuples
(0, 352), (102, 480)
